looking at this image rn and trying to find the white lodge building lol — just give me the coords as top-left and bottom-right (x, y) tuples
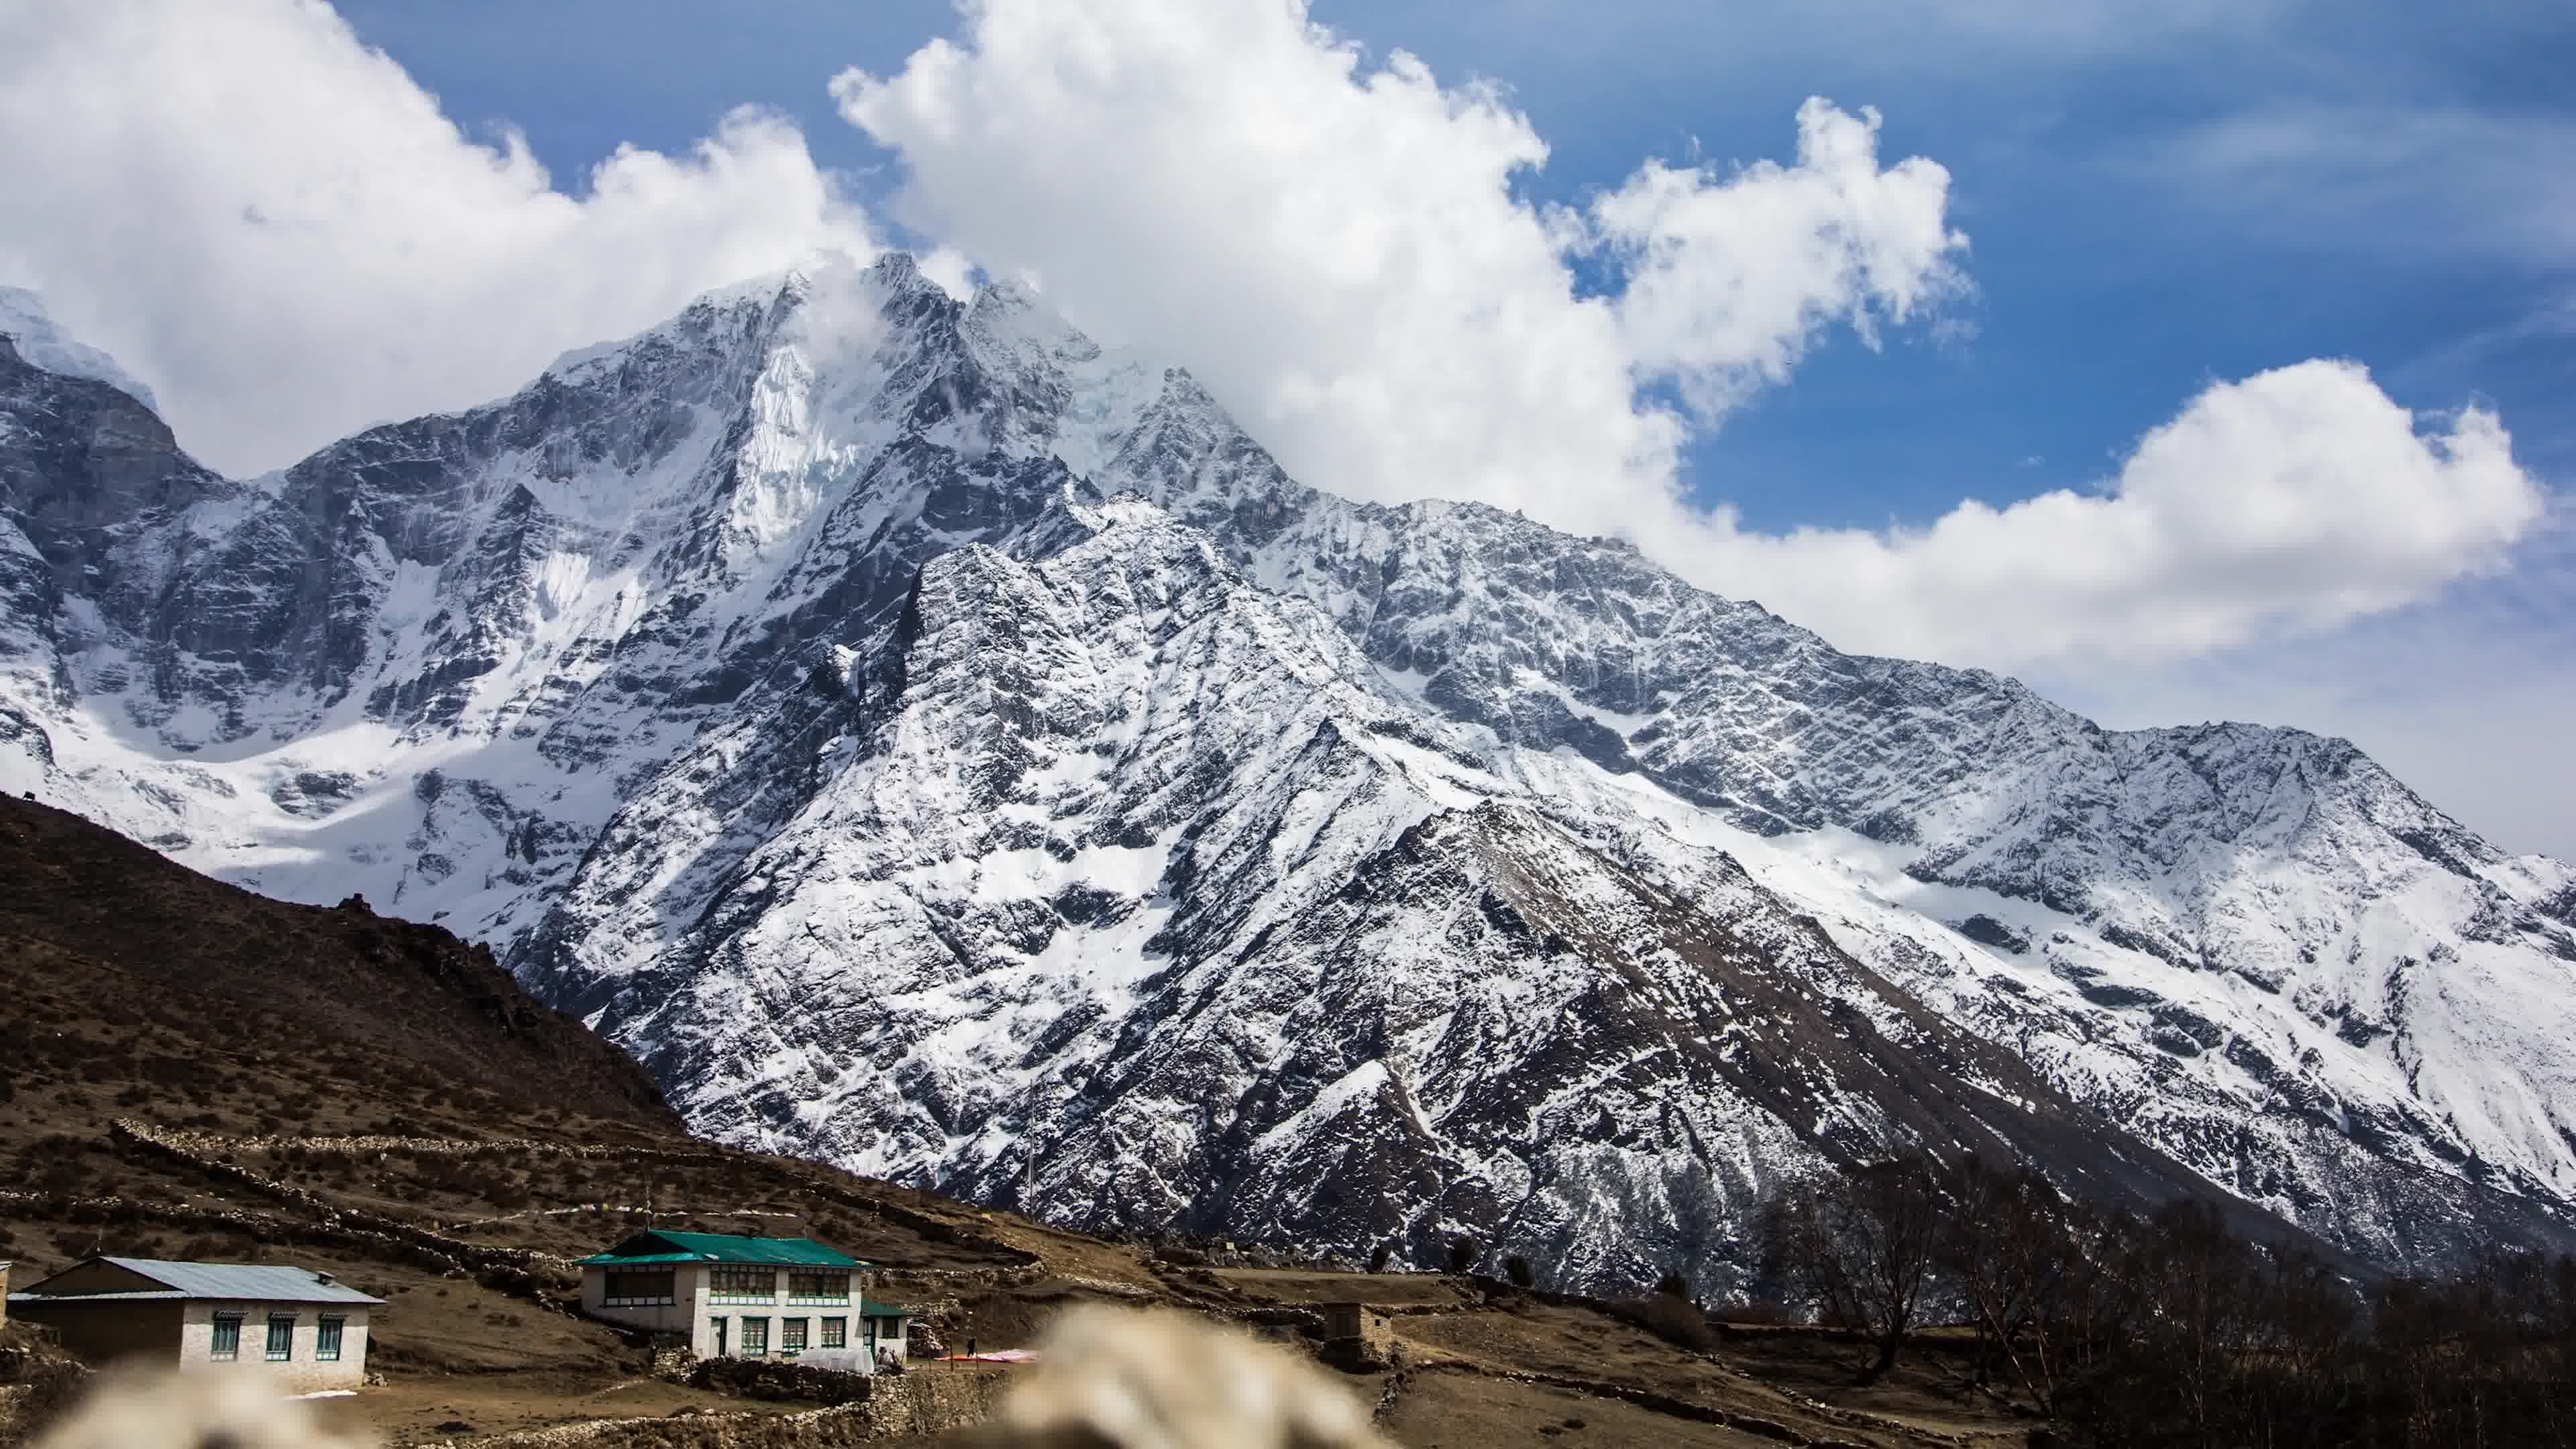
(576, 1232), (914, 1373)
(6, 1256), (382, 1392)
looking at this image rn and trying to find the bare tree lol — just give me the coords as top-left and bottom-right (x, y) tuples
(1939, 1160), (2152, 1416)
(2240, 1243), (2358, 1447)
(1943, 1157), (2059, 1409)
(2133, 1199), (2263, 1444)
(1765, 1152), (1945, 1381)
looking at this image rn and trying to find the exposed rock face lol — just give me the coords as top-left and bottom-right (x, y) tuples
(4, 258), (2572, 1291)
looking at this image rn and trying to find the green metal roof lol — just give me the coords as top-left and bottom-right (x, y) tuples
(574, 1231), (865, 1268)
(859, 1298), (914, 1318)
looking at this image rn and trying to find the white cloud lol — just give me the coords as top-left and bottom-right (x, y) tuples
(833, 0), (1963, 542)
(1593, 101), (1969, 418)
(839, 0), (2544, 676)
(0, 0), (875, 476)
(2052, 506), (2576, 861)
(0, 0), (2546, 696)
(1686, 359), (2541, 665)
(916, 246), (981, 303)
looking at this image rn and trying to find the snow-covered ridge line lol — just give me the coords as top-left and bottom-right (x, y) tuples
(0, 287), (160, 411)
(3, 252), (2571, 1291)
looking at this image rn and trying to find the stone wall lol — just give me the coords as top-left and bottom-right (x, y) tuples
(106, 1122), (582, 1289)
(458, 1367), (1012, 1447)
(117, 1122), (1043, 1275)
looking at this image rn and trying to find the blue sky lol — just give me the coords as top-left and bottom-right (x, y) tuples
(329, 0), (2575, 531)
(4, 1), (2567, 854)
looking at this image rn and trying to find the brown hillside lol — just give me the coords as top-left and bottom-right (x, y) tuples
(0, 791), (679, 1143)
(0, 793), (2042, 1448)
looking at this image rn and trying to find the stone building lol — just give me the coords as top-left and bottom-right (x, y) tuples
(6, 1256), (382, 1391)
(577, 1231), (915, 1373)
(1318, 1301), (1399, 1373)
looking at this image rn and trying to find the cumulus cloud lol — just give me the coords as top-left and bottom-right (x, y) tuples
(1593, 101), (1967, 417)
(1690, 360), (2542, 665)
(839, 0), (2543, 674)
(834, 0), (1964, 541)
(0, 0), (2544, 682)
(2053, 504), (2576, 859)
(0, 0), (874, 476)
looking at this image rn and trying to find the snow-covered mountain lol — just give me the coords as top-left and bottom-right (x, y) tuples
(5, 253), (2572, 1290)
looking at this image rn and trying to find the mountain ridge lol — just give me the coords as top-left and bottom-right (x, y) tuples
(3, 258), (2571, 1292)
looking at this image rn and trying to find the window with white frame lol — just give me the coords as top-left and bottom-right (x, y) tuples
(709, 1266), (775, 1302)
(739, 1317), (769, 1355)
(818, 1317), (846, 1349)
(780, 1318), (807, 1354)
(787, 1270), (849, 1304)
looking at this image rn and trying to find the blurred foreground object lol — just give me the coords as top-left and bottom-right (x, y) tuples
(975, 1306), (1391, 1449)
(30, 1365), (375, 1449)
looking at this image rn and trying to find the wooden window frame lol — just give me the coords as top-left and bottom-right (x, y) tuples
(602, 1269), (678, 1306)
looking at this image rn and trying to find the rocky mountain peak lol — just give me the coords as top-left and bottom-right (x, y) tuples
(3, 268), (2571, 1290)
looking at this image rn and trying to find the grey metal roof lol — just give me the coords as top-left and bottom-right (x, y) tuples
(22, 1258), (382, 1305)
(9, 1291), (191, 1303)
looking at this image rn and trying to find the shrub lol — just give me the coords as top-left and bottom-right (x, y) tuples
(1615, 1293), (1717, 1354)
(1505, 1256), (1534, 1289)
(1446, 1237), (1481, 1275)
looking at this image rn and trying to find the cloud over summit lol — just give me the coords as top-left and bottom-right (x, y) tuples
(0, 0), (873, 477)
(833, 1), (1970, 536)
(838, 0), (2541, 674)
(0, 0), (2544, 686)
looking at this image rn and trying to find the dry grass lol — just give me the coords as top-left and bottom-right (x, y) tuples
(1, 792), (2059, 1448)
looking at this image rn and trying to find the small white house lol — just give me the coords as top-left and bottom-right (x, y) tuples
(7, 1256), (382, 1392)
(576, 1232), (914, 1373)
